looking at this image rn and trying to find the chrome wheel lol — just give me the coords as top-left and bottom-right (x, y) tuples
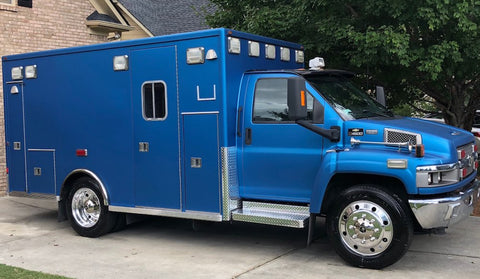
(339, 200), (393, 256)
(71, 187), (101, 228)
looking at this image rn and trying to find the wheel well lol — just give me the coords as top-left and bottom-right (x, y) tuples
(59, 170), (109, 221)
(320, 173), (408, 215)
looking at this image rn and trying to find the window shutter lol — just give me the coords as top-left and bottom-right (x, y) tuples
(18, 0), (32, 8)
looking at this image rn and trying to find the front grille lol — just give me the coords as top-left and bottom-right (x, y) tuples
(384, 128), (422, 145)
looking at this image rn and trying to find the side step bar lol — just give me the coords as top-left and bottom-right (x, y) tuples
(231, 201), (310, 228)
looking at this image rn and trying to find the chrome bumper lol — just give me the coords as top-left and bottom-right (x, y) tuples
(409, 179), (480, 229)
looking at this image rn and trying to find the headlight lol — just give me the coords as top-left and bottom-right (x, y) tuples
(416, 163), (460, 188)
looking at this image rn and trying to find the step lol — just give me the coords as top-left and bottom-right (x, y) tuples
(231, 201), (310, 228)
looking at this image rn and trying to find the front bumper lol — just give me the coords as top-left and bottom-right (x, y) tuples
(409, 178), (480, 229)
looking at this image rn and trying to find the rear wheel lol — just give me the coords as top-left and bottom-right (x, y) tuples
(327, 185), (413, 269)
(66, 177), (117, 237)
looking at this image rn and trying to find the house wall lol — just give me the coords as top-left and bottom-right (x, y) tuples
(0, 0), (107, 196)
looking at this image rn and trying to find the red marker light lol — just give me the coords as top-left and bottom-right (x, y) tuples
(76, 149), (88, 157)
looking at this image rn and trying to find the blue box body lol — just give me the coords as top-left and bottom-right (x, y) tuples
(2, 28), (303, 214)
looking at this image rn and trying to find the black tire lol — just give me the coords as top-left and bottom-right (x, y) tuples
(326, 184), (413, 269)
(66, 177), (117, 238)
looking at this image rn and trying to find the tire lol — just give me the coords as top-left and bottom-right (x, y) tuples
(326, 184), (413, 269)
(66, 177), (117, 238)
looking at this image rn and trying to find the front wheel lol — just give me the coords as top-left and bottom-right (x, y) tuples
(326, 185), (413, 269)
(66, 177), (117, 237)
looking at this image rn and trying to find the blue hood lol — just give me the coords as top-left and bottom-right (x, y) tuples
(343, 117), (475, 163)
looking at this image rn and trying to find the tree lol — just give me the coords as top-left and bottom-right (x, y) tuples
(206, 0), (480, 130)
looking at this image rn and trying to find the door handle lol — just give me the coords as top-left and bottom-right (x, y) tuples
(245, 128), (252, 145)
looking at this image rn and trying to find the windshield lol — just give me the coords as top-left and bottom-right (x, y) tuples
(305, 75), (393, 120)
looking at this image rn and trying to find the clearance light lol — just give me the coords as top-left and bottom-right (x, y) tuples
(295, 50), (304, 64)
(228, 37), (241, 54)
(76, 149), (88, 157)
(11, 66), (23, 80)
(265, 44), (276, 59)
(280, 47), (290, 61)
(113, 55), (129, 71)
(206, 49), (218, 60)
(25, 65), (37, 79)
(458, 149), (466, 160)
(415, 144), (425, 158)
(248, 41), (260, 57)
(186, 47), (205, 64)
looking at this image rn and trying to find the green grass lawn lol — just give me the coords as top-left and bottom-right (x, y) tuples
(0, 264), (70, 279)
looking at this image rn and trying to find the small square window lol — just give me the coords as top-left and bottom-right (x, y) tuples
(142, 81), (167, 120)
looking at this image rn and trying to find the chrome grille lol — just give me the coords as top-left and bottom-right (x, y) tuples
(384, 128), (422, 145)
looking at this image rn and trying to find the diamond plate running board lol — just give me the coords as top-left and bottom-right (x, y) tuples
(231, 201), (310, 228)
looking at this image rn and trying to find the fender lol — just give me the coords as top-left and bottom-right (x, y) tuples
(61, 169), (109, 206)
(310, 149), (415, 213)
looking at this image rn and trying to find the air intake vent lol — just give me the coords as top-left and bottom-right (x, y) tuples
(384, 128), (422, 145)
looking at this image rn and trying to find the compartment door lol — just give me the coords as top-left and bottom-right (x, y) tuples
(26, 150), (56, 194)
(183, 113), (220, 213)
(5, 82), (26, 192)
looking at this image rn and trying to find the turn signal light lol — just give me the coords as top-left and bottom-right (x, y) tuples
(415, 144), (425, 157)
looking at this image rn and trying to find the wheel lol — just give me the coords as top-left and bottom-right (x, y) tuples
(326, 185), (413, 269)
(66, 177), (117, 237)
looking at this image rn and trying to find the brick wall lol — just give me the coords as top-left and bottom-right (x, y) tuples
(0, 0), (107, 196)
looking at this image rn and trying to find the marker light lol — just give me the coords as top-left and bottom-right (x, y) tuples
(186, 47), (205, 64)
(206, 49), (218, 60)
(300, 90), (306, 107)
(265, 44), (276, 59)
(248, 41), (260, 57)
(11, 66), (23, 80)
(76, 149), (88, 157)
(228, 37), (241, 54)
(25, 65), (37, 79)
(415, 144), (425, 158)
(113, 55), (129, 71)
(280, 47), (290, 61)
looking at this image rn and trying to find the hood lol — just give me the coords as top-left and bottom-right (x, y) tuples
(343, 117), (475, 163)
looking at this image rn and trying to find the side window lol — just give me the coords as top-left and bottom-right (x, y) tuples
(253, 78), (315, 123)
(142, 81), (167, 120)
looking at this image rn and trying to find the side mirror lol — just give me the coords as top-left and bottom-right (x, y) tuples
(287, 77), (307, 121)
(376, 86), (386, 106)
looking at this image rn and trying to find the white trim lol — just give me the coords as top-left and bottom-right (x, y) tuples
(181, 111), (219, 115)
(196, 84), (217, 101)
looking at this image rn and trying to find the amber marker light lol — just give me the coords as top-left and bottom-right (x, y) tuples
(301, 90), (306, 107)
(415, 144), (425, 157)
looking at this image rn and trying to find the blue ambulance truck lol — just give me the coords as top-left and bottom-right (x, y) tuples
(2, 28), (479, 268)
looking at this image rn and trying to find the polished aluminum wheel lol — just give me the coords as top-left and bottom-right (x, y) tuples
(71, 187), (101, 228)
(339, 200), (393, 256)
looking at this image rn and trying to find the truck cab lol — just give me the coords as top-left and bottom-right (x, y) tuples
(233, 64), (479, 268)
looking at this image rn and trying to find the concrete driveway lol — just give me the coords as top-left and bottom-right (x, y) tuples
(0, 196), (479, 279)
